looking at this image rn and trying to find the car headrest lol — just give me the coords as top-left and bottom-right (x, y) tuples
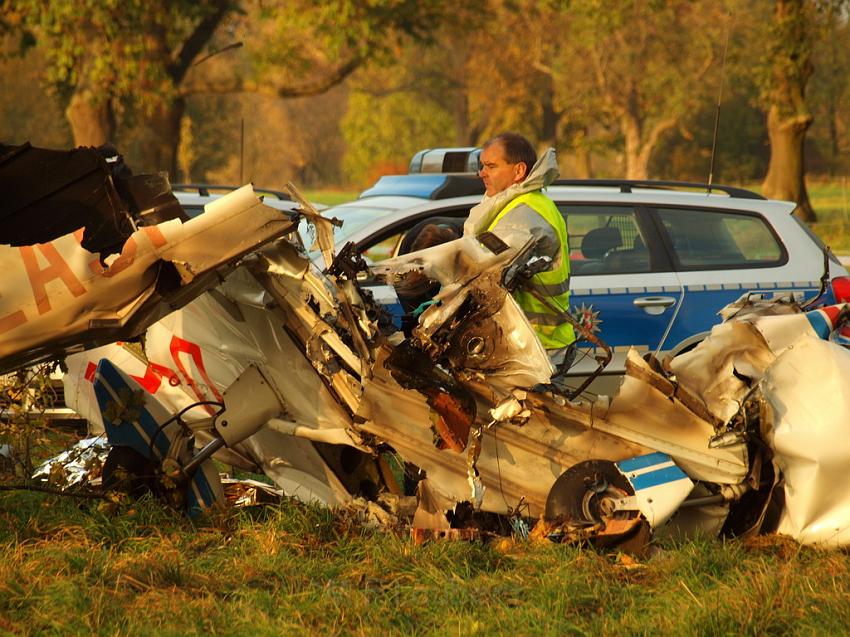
(398, 215), (465, 255)
(581, 226), (622, 260)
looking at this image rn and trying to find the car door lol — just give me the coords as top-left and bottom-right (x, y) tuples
(561, 204), (683, 376)
(650, 205), (807, 355)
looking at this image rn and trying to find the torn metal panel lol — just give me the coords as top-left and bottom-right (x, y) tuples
(222, 478), (284, 507)
(138, 269), (375, 502)
(670, 321), (774, 424)
(670, 303), (850, 425)
(231, 427), (353, 506)
(372, 233), (524, 295)
(283, 182), (341, 271)
(0, 143), (186, 252)
(599, 350), (748, 485)
(0, 185), (295, 373)
(412, 479), (453, 529)
(414, 270), (553, 389)
(147, 297), (357, 413)
(761, 335), (850, 546)
(32, 436), (108, 488)
(357, 347), (651, 517)
(374, 233), (556, 389)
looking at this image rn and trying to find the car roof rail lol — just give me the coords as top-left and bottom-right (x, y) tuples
(550, 179), (765, 200)
(171, 183), (291, 200)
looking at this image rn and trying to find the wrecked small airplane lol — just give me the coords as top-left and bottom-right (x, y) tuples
(4, 142), (850, 548)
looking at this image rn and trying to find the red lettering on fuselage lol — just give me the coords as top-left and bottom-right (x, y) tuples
(103, 226), (169, 278)
(169, 336), (223, 415)
(19, 243), (87, 314)
(129, 361), (181, 394)
(0, 306), (27, 335)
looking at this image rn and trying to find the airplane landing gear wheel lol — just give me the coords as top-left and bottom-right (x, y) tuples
(545, 459), (635, 523)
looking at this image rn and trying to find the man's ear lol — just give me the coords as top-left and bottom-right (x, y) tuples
(514, 162), (528, 182)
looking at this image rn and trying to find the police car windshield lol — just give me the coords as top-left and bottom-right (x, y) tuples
(297, 203), (405, 253)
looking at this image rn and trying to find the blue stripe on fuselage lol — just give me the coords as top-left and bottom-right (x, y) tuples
(629, 465), (689, 491)
(616, 452), (671, 473)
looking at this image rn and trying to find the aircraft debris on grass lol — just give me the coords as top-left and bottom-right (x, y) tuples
(4, 143), (850, 550)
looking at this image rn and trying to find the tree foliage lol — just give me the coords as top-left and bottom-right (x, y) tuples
(341, 83), (455, 185)
(0, 35), (71, 147)
(808, 4), (850, 174)
(2, 0), (449, 174)
(3, 0), (850, 192)
(548, 0), (733, 179)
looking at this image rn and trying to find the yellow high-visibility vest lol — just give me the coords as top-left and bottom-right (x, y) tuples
(486, 191), (575, 349)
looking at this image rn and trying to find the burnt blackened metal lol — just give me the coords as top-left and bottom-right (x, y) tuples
(0, 143), (183, 258)
(385, 340), (476, 451)
(443, 275), (509, 372)
(0, 142), (134, 256)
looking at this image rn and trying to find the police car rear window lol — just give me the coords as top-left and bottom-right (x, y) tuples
(657, 208), (784, 269)
(564, 206), (651, 275)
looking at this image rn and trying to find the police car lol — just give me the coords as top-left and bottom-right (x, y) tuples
(304, 148), (850, 385)
(172, 183), (304, 217)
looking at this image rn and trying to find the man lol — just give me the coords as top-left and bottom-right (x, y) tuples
(470, 133), (576, 370)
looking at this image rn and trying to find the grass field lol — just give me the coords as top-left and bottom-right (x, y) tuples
(303, 189), (358, 208)
(2, 423), (850, 635)
(4, 483), (850, 636)
(803, 179), (850, 253)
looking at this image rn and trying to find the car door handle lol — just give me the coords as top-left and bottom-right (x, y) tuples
(633, 296), (676, 308)
(633, 296), (677, 309)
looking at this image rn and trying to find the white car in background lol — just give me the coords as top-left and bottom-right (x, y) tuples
(172, 183), (306, 217)
(307, 148), (849, 386)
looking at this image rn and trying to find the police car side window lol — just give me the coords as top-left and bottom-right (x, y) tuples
(361, 233), (403, 263)
(658, 208), (783, 269)
(561, 206), (650, 275)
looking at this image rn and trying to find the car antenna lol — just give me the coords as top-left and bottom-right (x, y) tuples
(240, 118), (245, 184)
(707, 18), (733, 195)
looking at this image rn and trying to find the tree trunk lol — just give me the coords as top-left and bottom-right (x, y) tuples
(568, 126), (593, 178)
(760, 0), (817, 222)
(761, 104), (815, 220)
(65, 89), (115, 147)
(568, 147), (593, 179)
(451, 90), (474, 146)
(538, 73), (560, 149)
(622, 116), (648, 180)
(134, 98), (186, 178)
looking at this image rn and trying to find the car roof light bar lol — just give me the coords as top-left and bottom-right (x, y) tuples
(409, 148), (481, 174)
